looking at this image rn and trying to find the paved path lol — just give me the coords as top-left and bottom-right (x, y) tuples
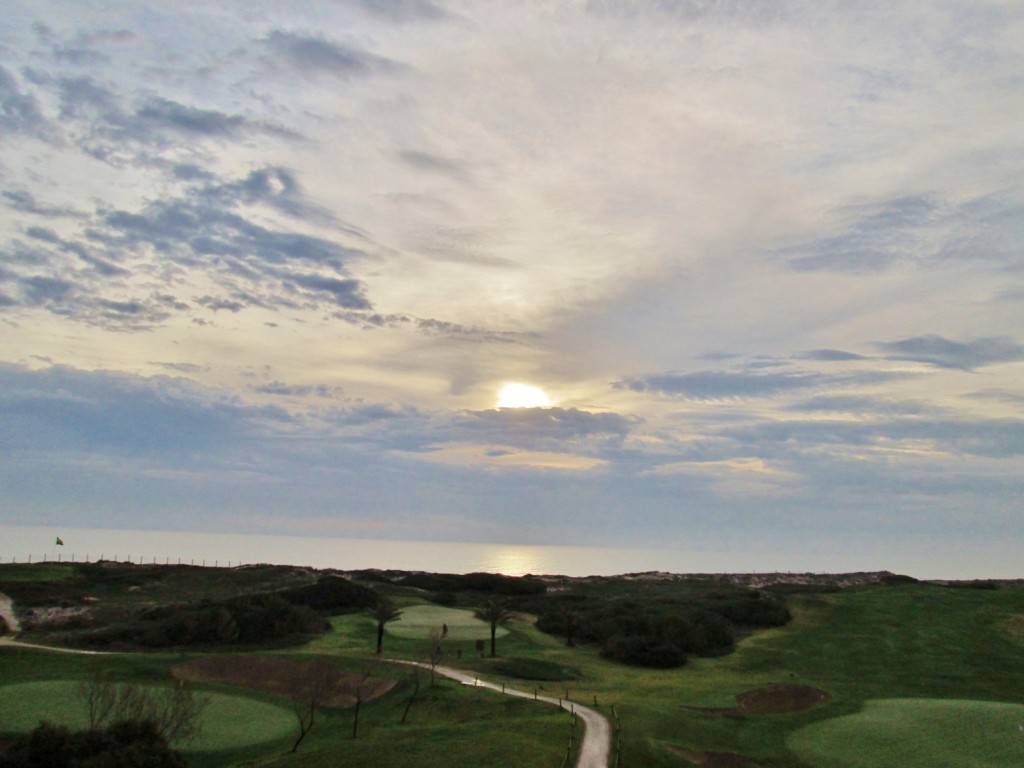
(0, 591), (21, 635)
(391, 660), (611, 768)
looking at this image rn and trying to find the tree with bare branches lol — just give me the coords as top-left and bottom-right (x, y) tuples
(287, 659), (337, 753)
(76, 667), (209, 744)
(426, 626), (444, 687)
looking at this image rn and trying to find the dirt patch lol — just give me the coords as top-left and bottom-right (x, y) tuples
(689, 685), (830, 716)
(669, 746), (764, 767)
(174, 655), (396, 708)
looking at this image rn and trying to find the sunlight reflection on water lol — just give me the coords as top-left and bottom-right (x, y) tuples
(0, 524), (1002, 578)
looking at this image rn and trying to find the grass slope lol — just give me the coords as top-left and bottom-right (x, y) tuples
(788, 698), (1024, 768)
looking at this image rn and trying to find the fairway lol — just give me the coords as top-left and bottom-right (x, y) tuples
(788, 698), (1024, 768)
(0, 680), (295, 751)
(387, 605), (508, 640)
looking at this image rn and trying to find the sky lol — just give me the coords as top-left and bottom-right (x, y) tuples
(1, 1), (1022, 577)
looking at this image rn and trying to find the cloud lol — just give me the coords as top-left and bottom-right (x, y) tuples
(135, 97), (245, 136)
(397, 150), (472, 179)
(2, 190), (83, 218)
(798, 349), (867, 362)
(876, 335), (1024, 371)
(0, 66), (52, 136)
(0, 364), (279, 456)
(351, 0), (450, 23)
(261, 31), (400, 78)
(615, 369), (827, 400)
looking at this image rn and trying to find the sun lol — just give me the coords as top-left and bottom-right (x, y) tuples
(496, 382), (552, 409)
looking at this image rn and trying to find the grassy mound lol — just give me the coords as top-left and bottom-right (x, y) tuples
(0, 680), (294, 751)
(387, 605), (508, 640)
(492, 658), (581, 681)
(174, 655), (396, 707)
(788, 698), (1024, 768)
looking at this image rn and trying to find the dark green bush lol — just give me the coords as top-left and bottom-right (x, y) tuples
(601, 635), (686, 669)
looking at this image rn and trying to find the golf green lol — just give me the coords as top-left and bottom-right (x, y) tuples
(788, 698), (1024, 768)
(0, 680), (295, 751)
(387, 605), (508, 640)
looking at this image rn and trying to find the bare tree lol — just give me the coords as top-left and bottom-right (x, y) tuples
(77, 669), (209, 744)
(288, 659), (335, 754)
(474, 599), (513, 658)
(78, 668), (117, 731)
(400, 664), (420, 724)
(426, 627), (444, 688)
(350, 662), (391, 739)
(372, 598), (403, 655)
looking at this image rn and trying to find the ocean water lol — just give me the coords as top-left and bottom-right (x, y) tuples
(0, 524), (1013, 579)
(0, 524), (823, 577)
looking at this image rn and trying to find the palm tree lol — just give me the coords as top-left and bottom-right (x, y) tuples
(373, 598), (402, 654)
(474, 599), (512, 658)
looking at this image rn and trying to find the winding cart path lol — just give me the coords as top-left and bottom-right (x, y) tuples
(392, 660), (611, 768)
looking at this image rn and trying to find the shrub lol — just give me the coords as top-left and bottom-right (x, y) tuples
(601, 635), (686, 669)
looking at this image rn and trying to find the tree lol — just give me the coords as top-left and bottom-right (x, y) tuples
(350, 662), (391, 739)
(426, 627), (444, 688)
(474, 599), (512, 658)
(76, 667), (209, 744)
(0, 720), (187, 768)
(287, 659), (336, 753)
(372, 598), (403, 654)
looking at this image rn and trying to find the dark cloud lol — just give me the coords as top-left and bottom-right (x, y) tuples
(785, 196), (934, 273)
(149, 361), (207, 374)
(0, 364), (280, 456)
(585, 0), (792, 25)
(135, 97), (250, 136)
(798, 348), (866, 362)
(397, 150), (471, 179)
(253, 381), (344, 398)
(457, 407), (634, 447)
(2, 190), (83, 218)
(53, 46), (109, 66)
(784, 395), (935, 416)
(722, 416), (1024, 460)
(288, 273), (371, 309)
(876, 335), (1024, 371)
(782, 194), (1024, 273)
(0, 66), (52, 136)
(615, 369), (825, 400)
(261, 31), (399, 78)
(352, 0), (450, 22)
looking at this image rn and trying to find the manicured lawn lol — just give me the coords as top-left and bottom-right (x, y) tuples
(789, 698), (1024, 768)
(386, 605), (508, 640)
(0, 680), (295, 751)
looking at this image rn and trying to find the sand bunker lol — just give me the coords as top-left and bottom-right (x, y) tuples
(174, 655), (396, 708)
(690, 684), (830, 716)
(670, 746), (764, 767)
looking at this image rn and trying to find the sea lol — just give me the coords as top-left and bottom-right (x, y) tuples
(0, 524), (1011, 580)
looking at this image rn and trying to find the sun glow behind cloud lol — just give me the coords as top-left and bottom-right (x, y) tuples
(496, 383), (552, 409)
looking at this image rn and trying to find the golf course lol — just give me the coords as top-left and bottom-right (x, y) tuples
(1, 563), (1022, 767)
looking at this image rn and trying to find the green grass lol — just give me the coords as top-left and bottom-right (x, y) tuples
(0, 680), (295, 751)
(4, 573), (1024, 768)
(386, 605), (509, 641)
(788, 698), (1024, 768)
(0, 563), (77, 582)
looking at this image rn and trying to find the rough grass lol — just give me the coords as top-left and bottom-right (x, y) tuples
(0, 680), (295, 751)
(788, 698), (1024, 768)
(387, 605), (508, 640)
(0, 563), (76, 582)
